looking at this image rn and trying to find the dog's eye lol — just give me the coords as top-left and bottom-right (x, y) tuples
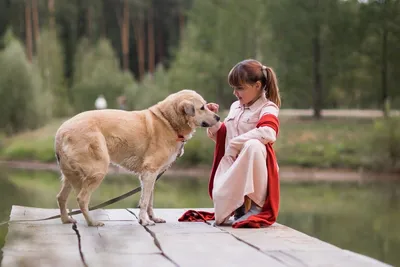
(200, 105), (205, 110)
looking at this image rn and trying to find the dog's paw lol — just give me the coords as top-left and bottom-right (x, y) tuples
(150, 217), (166, 223)
(61, 217), (77, 224)
(89, 221), (105, 227)
(139, 218), (156, 226)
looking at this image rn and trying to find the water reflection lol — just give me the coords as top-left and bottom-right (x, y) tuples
(0, 168), (399, 266)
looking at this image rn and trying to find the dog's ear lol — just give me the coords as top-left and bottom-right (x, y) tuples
(179, 100), (195, 116)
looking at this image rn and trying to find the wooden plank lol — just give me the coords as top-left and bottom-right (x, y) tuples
(262, 250), (393, 267)
(217, 221), (392, 267)
(8, 205), (135, 223)
(2, 249), (174, 267)
(144, 208), (392, 267)
(2, 206), (393, 267)
(128, 208), (287, 267)
(128, 208), (220, 234)
(219, 223), (338, 251)
(2, 206), (176, 267)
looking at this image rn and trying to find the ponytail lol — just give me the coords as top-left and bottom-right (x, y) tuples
(265, 67), (281, 108)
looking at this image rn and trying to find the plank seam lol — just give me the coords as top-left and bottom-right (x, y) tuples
(210, 222), (292, 266)
(70, 213), (89, 267)
(267, 251), (308, 267)
(126, 209), (180, 267)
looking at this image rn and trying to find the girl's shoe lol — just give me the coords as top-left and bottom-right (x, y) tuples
(233, 201), (262, 224)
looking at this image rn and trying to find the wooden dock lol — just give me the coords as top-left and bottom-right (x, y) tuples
(1, 206), (392, 267)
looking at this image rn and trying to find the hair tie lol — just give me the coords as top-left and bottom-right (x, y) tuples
(261, 66), (268, 82)
(261, 65), (268, 94)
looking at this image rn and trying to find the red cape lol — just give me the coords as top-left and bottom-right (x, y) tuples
(178, 114), (280, 228)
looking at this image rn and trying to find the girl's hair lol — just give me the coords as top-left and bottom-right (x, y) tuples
(228, 59), (281, 108)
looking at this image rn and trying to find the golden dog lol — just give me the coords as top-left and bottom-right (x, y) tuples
(54, 89), (220, 226)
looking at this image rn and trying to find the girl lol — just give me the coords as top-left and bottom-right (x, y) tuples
(178, 59), (281, 228)
(206, 59), (281, 227)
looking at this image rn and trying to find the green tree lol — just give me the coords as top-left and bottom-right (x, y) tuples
(267, 0), (345, 118)
(168, 0), (273, 108)
(35, 29), (72, 117)
(71, 37), (136, 112)
(0, 33), (50, 134)
(359, 0), (400, 115)
(125, 63), (171, 110)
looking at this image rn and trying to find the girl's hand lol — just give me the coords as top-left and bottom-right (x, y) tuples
(206, 103), (219, 113)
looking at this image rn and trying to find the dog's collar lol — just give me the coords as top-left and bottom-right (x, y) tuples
(177, 134), (187, 142)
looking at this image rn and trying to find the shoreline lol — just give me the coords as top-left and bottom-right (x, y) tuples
(0, 160), (398, 183)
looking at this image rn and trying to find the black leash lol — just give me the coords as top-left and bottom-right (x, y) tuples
(0, 170), (166, 227)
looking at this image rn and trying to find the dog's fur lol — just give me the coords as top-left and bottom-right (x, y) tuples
(54, 90), (220, 226)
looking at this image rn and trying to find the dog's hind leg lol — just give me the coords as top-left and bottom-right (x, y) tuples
(138, 172), (158, 226)
(72, 138), (110, 227)
(57, 175), (76, 224)
(77, 171), (107, 227)
(148, 191), (166, 223)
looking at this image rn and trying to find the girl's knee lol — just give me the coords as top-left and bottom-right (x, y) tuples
(242, 139), (266, 156)
(243, 139), (264, 149)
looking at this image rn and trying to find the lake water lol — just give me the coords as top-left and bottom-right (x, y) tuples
(0, 168), (399, 266)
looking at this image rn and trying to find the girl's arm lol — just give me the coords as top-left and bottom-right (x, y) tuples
(225, 126), (276, 157)
(206, 121), (222, 142)
(226, 103), (279, 157)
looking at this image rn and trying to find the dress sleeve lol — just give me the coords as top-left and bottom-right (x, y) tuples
(225, 127), (277, 157)
(259, 101), (279, 119)
(226, 102), (279, 157)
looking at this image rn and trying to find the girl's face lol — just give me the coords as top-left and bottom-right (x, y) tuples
(232, 81), (263, 106)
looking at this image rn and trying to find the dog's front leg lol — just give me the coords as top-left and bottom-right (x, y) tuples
(138, 172), (157, 226)
(148, 191), (166, 223)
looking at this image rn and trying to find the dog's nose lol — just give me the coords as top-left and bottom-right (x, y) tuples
(215, 115), (220, 121)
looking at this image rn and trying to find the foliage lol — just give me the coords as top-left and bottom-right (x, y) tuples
(166, 0), (400, 112)
(167, 22), (223, 103)
(167, 0), (272, 108)
(0, 0), (400, 173)
(125, 64), (172, 110)
(368, 117), (400, 171)
(0, 33), (50, 135)
(35, 28), (72, 117)
(1, 0), (400, 115)
(0, 0), (400, 111)
(71, 38), (136, 112)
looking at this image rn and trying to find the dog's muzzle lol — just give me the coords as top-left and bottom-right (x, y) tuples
(201, 115), (220, 127)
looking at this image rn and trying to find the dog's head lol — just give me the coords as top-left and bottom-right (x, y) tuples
(169, 90), (220, 128)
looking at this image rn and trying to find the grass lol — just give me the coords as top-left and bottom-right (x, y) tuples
(0, 115), (388, 171)
(0, 118), (67, 162)
(275, 117), (375, 169)
(174, 116), (379, 170)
